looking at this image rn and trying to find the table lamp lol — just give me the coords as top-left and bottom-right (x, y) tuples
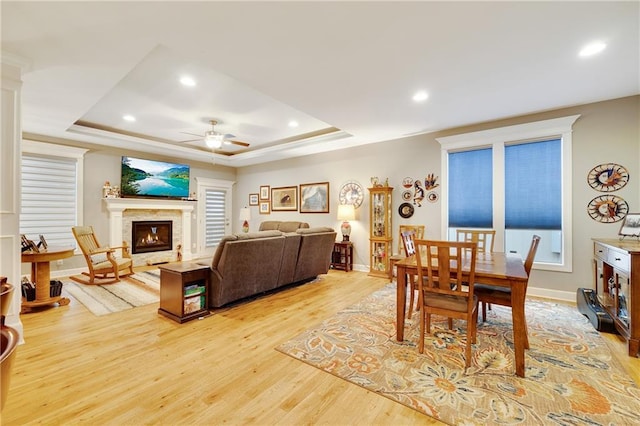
(239, 207), (251, 233)
(337, 204), (355, 241)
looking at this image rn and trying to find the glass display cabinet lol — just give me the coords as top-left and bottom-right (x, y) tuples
(368, 186), (393, 277)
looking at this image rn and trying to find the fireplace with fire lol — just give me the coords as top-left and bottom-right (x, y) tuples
(132, 220), (173, 254)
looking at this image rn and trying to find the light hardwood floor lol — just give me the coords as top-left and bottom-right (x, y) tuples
(3, 269), (638, 425)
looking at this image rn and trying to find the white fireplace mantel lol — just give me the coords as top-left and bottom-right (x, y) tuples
(103, 198), (195, 261)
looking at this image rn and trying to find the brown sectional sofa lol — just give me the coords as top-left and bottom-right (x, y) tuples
(208, 224), (336, 308)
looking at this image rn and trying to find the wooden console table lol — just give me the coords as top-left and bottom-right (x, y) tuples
(21, 246), (74, 312)
(593, 238), (640, 357)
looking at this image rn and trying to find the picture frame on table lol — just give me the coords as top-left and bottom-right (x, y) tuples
(271, 186), (298, 211)
(299, 182), (330, 213)
(259, 201), (271, 215)
(249, 193), (259, 206)
(38, 234), (48, 250)
(619, 213), (640, 238)
(21, 234), (39, 253)
(259, 185), (270, 200)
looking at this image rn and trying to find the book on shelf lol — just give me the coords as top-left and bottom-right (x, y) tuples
(184, 295), (205, 314)
(184, 284), (205, 297)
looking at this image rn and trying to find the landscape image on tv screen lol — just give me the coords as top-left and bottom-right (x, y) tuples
(121, 156), (190, 199)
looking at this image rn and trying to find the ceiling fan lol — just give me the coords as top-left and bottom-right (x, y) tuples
(180, 120), (250, 150)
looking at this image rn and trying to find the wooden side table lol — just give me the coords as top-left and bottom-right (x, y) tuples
(158, 262), (211, 323)
(21, 246), (74, 313)
(331, 241), (353, 272)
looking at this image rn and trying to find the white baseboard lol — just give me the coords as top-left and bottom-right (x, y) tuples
(527, 286), (576, 303)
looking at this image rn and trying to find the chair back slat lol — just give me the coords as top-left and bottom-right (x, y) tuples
(524, 235), (541, 276)
(456, 229), (495, 253)
(401, 231), (417, 257)
(72, 226), (101, 255)
(415, 239), (477, 301)
(398, 225), (425, 255)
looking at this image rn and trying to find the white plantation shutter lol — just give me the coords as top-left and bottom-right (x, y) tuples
(205, 188), (226, 248)
(21, 154), (78, 247)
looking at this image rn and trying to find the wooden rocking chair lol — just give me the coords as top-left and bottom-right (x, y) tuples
(71, 226), (134, 285)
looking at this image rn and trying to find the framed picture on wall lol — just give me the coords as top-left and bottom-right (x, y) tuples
(249, 193), (259, 206)
(619, 213), (640, 237)
(271, 186), (298, 211)
(259, 185), (270, 200)
(259, 201), (271, 215)
(299, 182), (330, 213)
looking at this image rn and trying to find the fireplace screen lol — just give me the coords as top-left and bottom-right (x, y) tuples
(132, 220), (173, 254)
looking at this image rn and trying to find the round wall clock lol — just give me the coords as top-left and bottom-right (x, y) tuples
(587, 163), (629, 192)
(339, 180), (364, 209)
(587, 194), (629, 223)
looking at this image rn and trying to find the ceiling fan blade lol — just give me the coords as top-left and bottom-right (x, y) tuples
(178, 138), (202, 143)
(227, 139), (250, 147)
(180, 131), (203, 137)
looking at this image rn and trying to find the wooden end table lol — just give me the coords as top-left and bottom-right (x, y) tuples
(21, 246), (74, 313)
(331, 241), (353, 272)
(158, 262), (211, 323)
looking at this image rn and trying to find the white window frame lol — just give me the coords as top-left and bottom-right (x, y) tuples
(195, 177), (233, 258)
(437, 115), (580, 273)
(21, 140), (87, 251)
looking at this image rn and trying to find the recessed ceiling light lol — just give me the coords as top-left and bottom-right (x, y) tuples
(288, 120), (299, 128)
(412, 91), (429, 102)
(180, 75), (196, 87)
(579, 41), (606, 57)
(123, 115), (136, 122)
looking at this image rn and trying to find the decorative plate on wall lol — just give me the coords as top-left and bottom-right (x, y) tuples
(587, 194), (629, 223)
(402, 190), (412, 201)
(398, 202), (414, 219)
(587, 163), (629, 192)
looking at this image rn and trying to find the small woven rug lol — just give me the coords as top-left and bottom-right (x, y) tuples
(64, 270), (161, 316)
(276, 283), (640, 425)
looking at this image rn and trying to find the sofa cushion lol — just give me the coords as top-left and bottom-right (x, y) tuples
(211, 234), (238, 268)
(293, 228), (337, 282)
(259, 221), (309, 232)
(236, 230), (282, 240)
(296, 226), (335, 234)
(278, 233), (302, 286)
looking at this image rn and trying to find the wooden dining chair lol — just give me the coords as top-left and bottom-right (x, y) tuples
(71, 226), (134, 285)
(415, 239), (478, 369)
(389, 225), (425, 280)
(475, 235), (541, 349)
(456, 229), (495, 253)
(399, 230), (421, 318)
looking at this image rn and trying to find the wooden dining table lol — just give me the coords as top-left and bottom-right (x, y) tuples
(396, 251), (529, 377)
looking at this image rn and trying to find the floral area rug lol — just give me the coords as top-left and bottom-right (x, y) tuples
(276, 284), (640, 425)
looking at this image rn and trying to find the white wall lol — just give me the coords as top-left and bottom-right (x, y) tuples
(25, 95), (639, 301)
(235, 95), (640, 301)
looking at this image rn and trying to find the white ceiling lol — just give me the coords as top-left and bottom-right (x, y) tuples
(2, 1), (638, 167)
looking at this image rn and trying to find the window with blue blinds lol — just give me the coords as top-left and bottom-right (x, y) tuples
(505, 139), (561, 230)
(204, 188), (226, 248)
(448, 148), (493, 228)
(21, 154), (78, 247)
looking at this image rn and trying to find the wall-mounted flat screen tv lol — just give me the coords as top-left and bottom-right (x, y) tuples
(121, 156), (190, 199)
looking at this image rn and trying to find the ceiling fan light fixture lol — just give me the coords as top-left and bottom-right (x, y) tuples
(205, 131), (224, 149)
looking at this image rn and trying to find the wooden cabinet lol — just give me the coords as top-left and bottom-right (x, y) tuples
(158, 262), (211, 323)
(331, 241), (353, 272)
(592, 238), (640, 357)
(368, 186), (393, 278)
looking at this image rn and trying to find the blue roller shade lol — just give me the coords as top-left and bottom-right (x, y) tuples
(505, 139), (561, 230)
(449, 148), (493, 228)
